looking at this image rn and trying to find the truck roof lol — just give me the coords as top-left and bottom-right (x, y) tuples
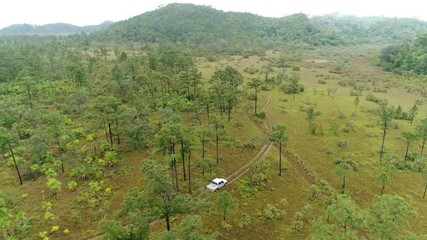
(212, 178), (225, 183)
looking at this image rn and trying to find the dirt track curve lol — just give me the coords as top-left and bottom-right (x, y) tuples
(226, 96), (314, 185)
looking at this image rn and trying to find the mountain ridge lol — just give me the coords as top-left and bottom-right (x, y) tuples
(0, 21), (113, 36)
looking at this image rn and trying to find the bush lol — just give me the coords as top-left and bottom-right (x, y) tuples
(366, 94), (384, 103)
(262, 204), (286, 221)
(350, 90), (362, 96)
(255, 111), (266, 119)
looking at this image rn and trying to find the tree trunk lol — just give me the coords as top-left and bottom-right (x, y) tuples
(215, 124), (219, 163)
(9, 144), (23, 185)
(165, 215), (171, 231)
(103, 119), (108, 143)
(423, 184), (427, 199)
(254, 90), (258, 114)
(421, 139), (426, 157)
(108, 122), (114, 147)
(116, 119), (121, 145)
(181, 140), (186, 181)
(379, 126), (387, 162)
(342, 176), (346, 194)
(202, 134), (205, 159)
(381, 185), (385, 195)
(206, 103), (210, 120)
(279, 141), (282, 176)
(404, 143), (410, 161)
(188, 150), (191, 193)
(174, 158), (179, 192)
(171, 162), (175, 191)
(57, 140), (65, 173)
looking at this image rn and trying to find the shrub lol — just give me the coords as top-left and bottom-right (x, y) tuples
(255, 111), (266, 119)
(350, 90), (362, 96)
(262, 204), (286, 221)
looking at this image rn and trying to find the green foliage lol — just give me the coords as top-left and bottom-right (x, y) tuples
(281, 73), (304, 101)
(216, 191), (236, 222)
(378, 31), (427, 74)
(368, 194), (416, 239)
(119, 160), (196, 232)
(104, 150), (118, 167)
(160, 215), (213, 240)
(306, 106), (321, 133)
(323, 194), (365, 239)
(94, 4), (344, 54)
(262, 203), (286, 221)
(47, 178), (61, 196)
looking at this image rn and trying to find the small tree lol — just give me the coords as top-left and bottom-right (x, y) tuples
(334, 160), (354, 194)
(120, 160), (195, 231)
(409, 104), (418, 125)
(378, 160), (392, 195)
(416, 118), (427, 156)
(0, 127), (23, 185)
(306, 106), (321, 133)
(281, 73), (303, 101)
(401, 131), (418, 161)
(378, 103), (395, 162)
(216, 191), (236, 222)
(422, 169), (427, 199)
(368, 194), (415, 240)
(210, 116), (224, 164)
(0, 192), (11, 239)
(247, 78), (263, 114)
(353, 96), (360, 114)
(47, 178), (61, 197)
(327, 194), (365, 239)
(269, 124), (287, 176)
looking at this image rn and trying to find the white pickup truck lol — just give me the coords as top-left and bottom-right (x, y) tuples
(207, 178), (227, 191)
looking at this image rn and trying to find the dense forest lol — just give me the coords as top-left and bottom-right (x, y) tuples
(379, 31), (427, 75)
(1, 3), (427, 240)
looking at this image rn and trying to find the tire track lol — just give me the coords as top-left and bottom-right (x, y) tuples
(227, 96), (314, 186)
(225, 97), (273, 184)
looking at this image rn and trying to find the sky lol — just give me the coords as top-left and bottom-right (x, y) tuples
(1, 0), (426, 29)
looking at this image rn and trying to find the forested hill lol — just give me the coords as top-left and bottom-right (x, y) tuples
(378, 31), (427, 74)
(0, 21), (113, 36)
(312, 14), (427, 43)
(92, 3), (346, 52)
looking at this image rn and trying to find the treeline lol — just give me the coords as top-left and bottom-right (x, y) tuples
(312, 14), (427, 44)
(0, 21), (113, 36)
(378, 31), (427, 74)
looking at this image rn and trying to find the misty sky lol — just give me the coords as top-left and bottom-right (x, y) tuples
(1, 0), (426, 29)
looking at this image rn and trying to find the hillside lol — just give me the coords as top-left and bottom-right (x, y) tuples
(92, 3), (345, 52)
(0, 21), (113, 36)
(312, 14), (427, 43)
(378, 31), (427, 74)
(89, 4), (427, 54)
